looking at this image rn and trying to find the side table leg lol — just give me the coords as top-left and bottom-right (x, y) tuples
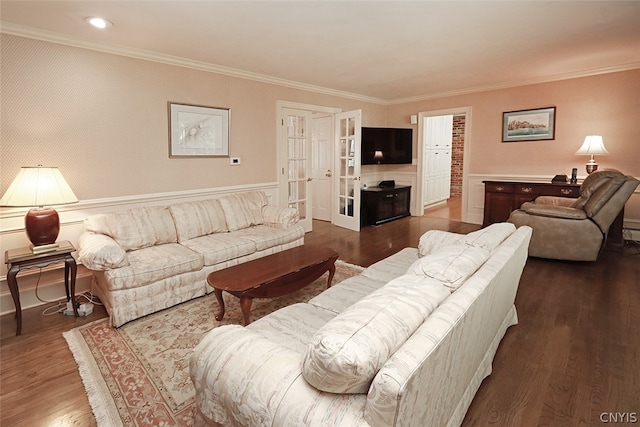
(214, 289), (226, 321)
(239, 296), (253, 326)
(65, 257), (79, 317)
(7, 265), (22, 336)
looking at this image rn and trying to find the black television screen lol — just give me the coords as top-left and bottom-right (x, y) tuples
(361, 127), (413, 165)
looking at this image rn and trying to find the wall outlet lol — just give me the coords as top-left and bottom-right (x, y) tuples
(229, 157), (241, 165)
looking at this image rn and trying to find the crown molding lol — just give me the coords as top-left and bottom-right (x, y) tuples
(0, 22), (387, 105)
(2, 22), (639, 107)
(388, 62), (640, 105)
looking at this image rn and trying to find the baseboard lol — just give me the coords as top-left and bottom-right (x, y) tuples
(0, 266), (94, 316)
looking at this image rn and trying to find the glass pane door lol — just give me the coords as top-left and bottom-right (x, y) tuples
(333, 109), (361, 231)
(283, 109), (312, 231)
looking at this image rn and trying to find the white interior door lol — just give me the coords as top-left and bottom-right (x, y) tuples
(282, 108), (312, 232)
(423, 115), (453, 206)
(333, 109), (362, 231)
(312, 114), (333, 221)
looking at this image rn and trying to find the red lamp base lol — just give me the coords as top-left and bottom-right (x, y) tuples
(25, 207), (60, 246)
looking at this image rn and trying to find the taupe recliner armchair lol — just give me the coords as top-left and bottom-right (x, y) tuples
(509, 169), (639, 261)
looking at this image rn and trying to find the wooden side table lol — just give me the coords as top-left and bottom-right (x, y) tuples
(4, 240), (78, 335)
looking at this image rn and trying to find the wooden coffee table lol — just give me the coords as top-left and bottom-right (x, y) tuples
(207, 245), (339, 326)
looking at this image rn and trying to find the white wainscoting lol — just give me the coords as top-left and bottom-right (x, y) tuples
(0, 182), (280, 315)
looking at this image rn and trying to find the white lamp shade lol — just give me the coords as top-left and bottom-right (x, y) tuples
(0, 166), (78, 207)
(575, 135), (609, 156)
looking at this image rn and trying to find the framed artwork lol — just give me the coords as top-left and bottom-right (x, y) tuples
(169, 103), (230, 157)
(502, 107), (556, 142)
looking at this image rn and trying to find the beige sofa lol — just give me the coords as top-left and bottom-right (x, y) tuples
(77, 191), (304, 327)
(190, 223), (533, 427)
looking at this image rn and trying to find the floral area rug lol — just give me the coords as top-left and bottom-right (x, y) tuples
(63, 261), (363, 427)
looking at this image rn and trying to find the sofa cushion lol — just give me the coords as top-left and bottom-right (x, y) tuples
(407, 245), (490, 291)
(361, 247), (419, 282)
(308, 274), (387, 315)
(78, 233), (129, 270)
(103, 243), (203, 290)
(169, 199), (228, 242)
(219, 192), (267, 231)
(247, 303), (336, 354)
(301, 274), (450, 394)
(84, 206), (178, 251)
(233, 224), (304, 251)
(418, 230), (464, 257)
(181, 233), (257, 266)
(459, 222), (515, 252)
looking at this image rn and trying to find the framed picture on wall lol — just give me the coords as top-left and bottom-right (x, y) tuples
(168, 102), (230, 157)
(502, 107), (556, 142)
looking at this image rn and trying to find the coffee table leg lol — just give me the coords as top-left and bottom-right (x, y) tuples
(239, 296), (253, 326)
(326, 260), (337, 288)
(214, 289), (226, 321)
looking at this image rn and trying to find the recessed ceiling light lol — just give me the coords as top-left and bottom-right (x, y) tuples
(85, 17), (113, 29)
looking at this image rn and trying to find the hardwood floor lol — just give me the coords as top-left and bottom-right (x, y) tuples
(1, 207), (638, 426)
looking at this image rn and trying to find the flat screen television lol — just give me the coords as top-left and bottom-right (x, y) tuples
(361, 127), (413, 165)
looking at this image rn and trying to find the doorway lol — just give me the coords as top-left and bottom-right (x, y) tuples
(417, 106), (471, 223)
(277, 101), (341, 231)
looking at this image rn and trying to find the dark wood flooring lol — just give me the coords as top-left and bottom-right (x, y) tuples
(1, 208), (638, 426)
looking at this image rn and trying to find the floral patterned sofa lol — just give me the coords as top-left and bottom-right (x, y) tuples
(190, 223), (532, 426)
(77, 191), (303, 327)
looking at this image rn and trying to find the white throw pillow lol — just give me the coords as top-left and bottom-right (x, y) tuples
(78, 233), (129, 270)
(407, 245), (490, 291)
(301, 274), (450, 394)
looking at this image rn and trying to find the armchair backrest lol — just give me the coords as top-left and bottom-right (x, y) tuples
(574, 169), (639, 232)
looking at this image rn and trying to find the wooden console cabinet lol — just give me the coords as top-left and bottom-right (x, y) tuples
(483, 180), (624, 245)
(361, 185), (411, 226)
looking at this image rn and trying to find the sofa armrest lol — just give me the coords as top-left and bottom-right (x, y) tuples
(521, 204), (588, 220)
(190, 325), (302, 427)
(77, 232), (129, 271)
(262, 205), (300, 228)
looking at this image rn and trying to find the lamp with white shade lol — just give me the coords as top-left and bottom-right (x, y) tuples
(0, 166), (78, 253)
(575, 135), (609, 174)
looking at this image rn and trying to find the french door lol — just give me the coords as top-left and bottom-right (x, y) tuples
(281, 108), (312, 232)
(333, 109), (362, 231)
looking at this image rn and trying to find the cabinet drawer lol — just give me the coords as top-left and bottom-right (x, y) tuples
(544, 186), (580, 197)
(485, 183), (514, 193)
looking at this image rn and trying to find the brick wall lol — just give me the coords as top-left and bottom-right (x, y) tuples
(450, 115), (465, 197)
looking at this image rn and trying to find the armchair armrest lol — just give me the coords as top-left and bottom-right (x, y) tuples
(77, 232), (129, 271)
(531, 196), (577, 207)
(262, 205), (300, 228)
(522, 204), (588, 220)
(190, 325), (302, 427)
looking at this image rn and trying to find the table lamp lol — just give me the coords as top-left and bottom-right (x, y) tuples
(374, 150), (384, 164)
(0, 166), (78, 253)
(575, 135), (609, 174)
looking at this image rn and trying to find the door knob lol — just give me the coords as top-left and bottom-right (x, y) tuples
(325, 170), (332, 177)
(307, 177), (313, 182)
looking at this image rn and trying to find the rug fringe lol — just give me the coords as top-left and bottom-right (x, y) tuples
(336, 259), (365, 271)
(63, 329), (124, 427)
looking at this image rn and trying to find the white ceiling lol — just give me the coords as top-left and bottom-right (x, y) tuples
(2, 1), (640, 103)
